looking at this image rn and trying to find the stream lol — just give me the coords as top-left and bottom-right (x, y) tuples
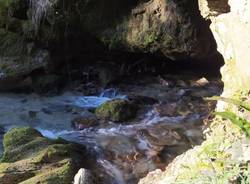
(0, 75), (222, 184)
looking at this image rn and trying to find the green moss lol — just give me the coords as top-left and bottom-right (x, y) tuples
(3, 127), (42, 150)
(21, 159), (75, 184)
(0, 0), (14, 9)
(170, 117), (249, 184)
(0, 127), (85, 184)
(1, 137), (51, 162)
(142, 30), (159, 48)
(0, 29), (27, 57)
(95, 99), (138, 122)
(34, 144), (74, 164)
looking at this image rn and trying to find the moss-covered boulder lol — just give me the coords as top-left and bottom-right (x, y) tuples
(95, 99), (138, 122)
(0, 127), (86, 184)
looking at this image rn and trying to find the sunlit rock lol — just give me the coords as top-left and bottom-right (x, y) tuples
(0, 127), (86, 184)
(73, 168), (95, 184)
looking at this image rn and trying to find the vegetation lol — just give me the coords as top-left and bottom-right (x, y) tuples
(167, 95), (250, 184)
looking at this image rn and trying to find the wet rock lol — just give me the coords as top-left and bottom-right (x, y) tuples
(176, 89), (187, 97)
(32, 74), (63, 94)
(190, 88), (216, 98)
(95, 99), (138, 122)
(76, 82), (101, 96)
(0, 31), (49, 90)
(71, 111), (98, 130)
(127, 94), (158, 106)
(176, 80), (188, 88)
(191, 77), (209, 87)
(74, 168), (95, 184)
(135, 127), (188, 163)
(0, 127), (86, 184)
(132, 159), (157, 178)
(98, 67), (118, 87)
(98, 134), (138, 160)
(155, 103), (178, 117)
(157, 76), (173, 87)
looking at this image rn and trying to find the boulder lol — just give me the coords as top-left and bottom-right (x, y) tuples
(95, 99), (138, 122)
(0, 127), (86, 184)
(71, 111), (98, 130)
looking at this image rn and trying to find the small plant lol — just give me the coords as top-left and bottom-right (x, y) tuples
(206, 96), (250, 138)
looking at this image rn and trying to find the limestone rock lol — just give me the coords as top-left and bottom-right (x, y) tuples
(73, 168), (95, 184)
(199, 0), (250, 103)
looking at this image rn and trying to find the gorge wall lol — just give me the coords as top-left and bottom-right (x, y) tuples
(139, 0), (250, 183)
(200, 0), (250, 101)
(0, 0), (222, 91)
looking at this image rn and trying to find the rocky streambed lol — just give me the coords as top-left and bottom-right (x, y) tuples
(0, 74), (222, 184)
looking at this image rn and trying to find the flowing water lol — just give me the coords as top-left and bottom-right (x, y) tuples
(0, 76), (222, 184)
(29, 0), (54, 31)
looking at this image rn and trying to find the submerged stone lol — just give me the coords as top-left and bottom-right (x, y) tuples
(71, 111), (98, 130)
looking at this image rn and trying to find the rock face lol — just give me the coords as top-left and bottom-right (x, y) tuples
(199, 0), (250, 102)
(0, 0), (221, 91)
(0, 0), (49, 90)
(0, 127), (86, 184)
(95, 0), (217, 61)
(29, 0), (217, 61)
(138, 1), (250, 183)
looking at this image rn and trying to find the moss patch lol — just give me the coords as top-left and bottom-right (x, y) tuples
(95, 99), (138, 122)
(0, 29), (27, 57)
(0, 127), (86, 184)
